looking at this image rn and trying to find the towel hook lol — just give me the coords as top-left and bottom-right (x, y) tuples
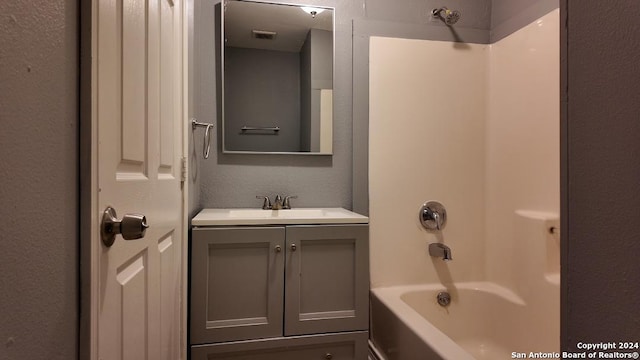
(191, 118), (214, 159)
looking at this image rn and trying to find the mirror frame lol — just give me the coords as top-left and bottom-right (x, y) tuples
(221, 0), (336, 155)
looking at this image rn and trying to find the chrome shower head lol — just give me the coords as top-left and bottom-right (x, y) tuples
(432, 7), (461, 25)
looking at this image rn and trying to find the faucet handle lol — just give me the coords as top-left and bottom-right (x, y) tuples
(283, 195), (298, 209)
(256, 196), (272, 210)
(419, 201), (447, 232)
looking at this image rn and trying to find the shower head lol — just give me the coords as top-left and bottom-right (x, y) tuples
(432, 7), (461, 25)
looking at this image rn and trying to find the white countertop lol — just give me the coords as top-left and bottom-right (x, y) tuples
(192, 207), (369, 226)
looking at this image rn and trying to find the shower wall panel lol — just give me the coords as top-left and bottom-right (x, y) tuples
(485, 9), (560, 295)
(369, 37), (488, 287)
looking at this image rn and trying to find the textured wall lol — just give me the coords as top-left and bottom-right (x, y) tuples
(563, 0), (640, 349)
(0, 1), (78, 359)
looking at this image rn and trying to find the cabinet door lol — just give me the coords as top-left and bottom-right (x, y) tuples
(284, 225), (369, 336)
(190, 331), (369, 360)
(191, 227), (285, 344)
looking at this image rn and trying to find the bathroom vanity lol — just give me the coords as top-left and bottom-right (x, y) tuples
(189, 208), (369, 359)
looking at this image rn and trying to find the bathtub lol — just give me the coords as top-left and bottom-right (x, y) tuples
(370, 282), (557, 360)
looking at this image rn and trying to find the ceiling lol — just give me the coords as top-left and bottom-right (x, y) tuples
(225, 0), (333, 53)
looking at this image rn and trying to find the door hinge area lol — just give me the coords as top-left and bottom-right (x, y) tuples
(181, 156), (187, 182)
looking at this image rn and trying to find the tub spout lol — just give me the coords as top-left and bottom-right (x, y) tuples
(429, 243), (452, 261)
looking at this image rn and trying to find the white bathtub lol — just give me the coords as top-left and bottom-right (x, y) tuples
(370, 282), (558, 360)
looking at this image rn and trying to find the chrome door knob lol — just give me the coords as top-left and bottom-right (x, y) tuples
(101, 206), (149, 247)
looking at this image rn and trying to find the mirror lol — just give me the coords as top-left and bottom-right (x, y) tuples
(222, 0), (334, 154)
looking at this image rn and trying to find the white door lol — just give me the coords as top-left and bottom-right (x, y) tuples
(91, 0), (185, 359)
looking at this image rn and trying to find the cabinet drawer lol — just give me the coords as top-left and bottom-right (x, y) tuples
(190, 331), (368, 360)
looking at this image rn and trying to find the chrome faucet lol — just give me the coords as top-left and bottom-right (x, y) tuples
(272, 195), (284, 210)
(282, 195), (297, 209)
(429, 243), (452, 261)
(256, 195), (297, 210)
(256, 196), (272, 210)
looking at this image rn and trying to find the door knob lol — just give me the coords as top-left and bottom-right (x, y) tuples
(101, 206), (149, 247)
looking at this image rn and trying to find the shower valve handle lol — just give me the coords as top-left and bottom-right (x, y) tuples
(419, 201), (447, 232)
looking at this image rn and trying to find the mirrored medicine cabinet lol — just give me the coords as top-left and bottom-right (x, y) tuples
(222, 0), (334, 155)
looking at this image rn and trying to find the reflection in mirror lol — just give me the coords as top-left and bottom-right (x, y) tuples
(222, 0), (334, 154)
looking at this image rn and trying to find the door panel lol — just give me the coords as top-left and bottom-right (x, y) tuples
(160, 0), (176, 173)
(299, 239), (356, 315)
(284, 225), (369, 336)
(121, 0), (147, 166)
(118, 252), (148, 360)
(94, 0), (184, 359)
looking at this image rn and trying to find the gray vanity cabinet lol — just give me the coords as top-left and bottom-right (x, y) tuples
(190, 223), (369, 358)
(191, 332), (368, 360)
(190, 227), (285, 344)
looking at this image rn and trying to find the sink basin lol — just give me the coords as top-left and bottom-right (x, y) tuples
(192, 208), (368, 226)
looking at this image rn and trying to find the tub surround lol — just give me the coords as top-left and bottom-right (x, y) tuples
(368, 8), (560, 359)
(486, 9), (560, 297)
(369, 36), (488, 287)
(370, 212), (559, 359)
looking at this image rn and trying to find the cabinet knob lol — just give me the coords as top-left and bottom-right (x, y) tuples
(290, 243), (297, 251)
(275, 245), (282, 252)
(325, 353), (333, 360)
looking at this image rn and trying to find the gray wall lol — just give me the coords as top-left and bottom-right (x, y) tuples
(490, 0), (559, 42)
(300, 32), (312, 152)
(0, 1), (78, 359)
(195, 0), (368, 210)
(561, 0), (640, 349)
(299, 28), (334, 153)
(224, 47), (301, 152)
(309, 29), (333, 152)
(309, 28), (333, 90)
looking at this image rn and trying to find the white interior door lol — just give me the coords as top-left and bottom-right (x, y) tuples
(92, 0), (185, 359)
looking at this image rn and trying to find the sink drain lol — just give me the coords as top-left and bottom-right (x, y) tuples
(437, 291), (451, 307)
